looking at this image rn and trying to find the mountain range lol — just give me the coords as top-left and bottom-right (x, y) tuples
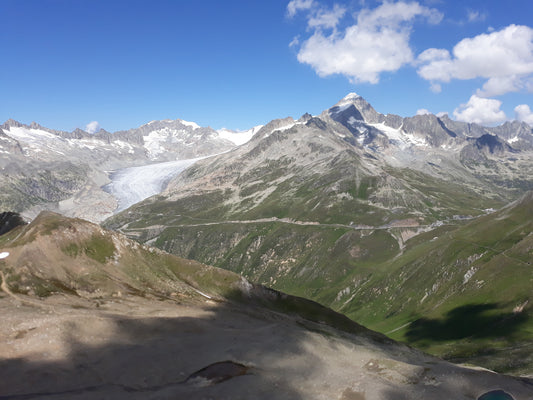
(103, 93), (533, 373)
(2, 93), (533, 378)
(0, 118), (259, 222)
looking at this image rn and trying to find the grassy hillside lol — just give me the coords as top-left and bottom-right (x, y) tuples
(3, 214), (533, 399)
(332, 193), (533, 373)
(0, 211), (379, 339)
(101, 118), (533, 374)
(105, 191), (533, 374)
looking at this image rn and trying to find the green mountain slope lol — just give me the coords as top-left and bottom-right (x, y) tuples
(0, 211), (378, 336)
(333, 192), (533, 373)
(102, 96), (533, 374)
(103, 116), (502, 301)
(4, 213), (533, 399)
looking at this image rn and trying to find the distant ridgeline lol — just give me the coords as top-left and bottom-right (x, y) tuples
(0, 212), (26, 236)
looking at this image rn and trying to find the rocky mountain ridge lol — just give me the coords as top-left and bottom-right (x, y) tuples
(0, 118), (246, 222)
(103, 94), (533, 373)
(2, 94), (532, 223)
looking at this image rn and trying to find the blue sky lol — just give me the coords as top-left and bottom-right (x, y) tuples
(1, 0), (532, 132)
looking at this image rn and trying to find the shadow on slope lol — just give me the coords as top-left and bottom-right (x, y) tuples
(406, 304), (528, 343)
(0, 297), (314, 400)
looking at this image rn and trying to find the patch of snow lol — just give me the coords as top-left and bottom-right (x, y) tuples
(330, 93), (361, 112)
(217, 125), (263, 146)
(370, 122), (428, 149)
(330, 103), (353, 114)
(274, 123), (296, 132)
(143, 129), (172, 157)
(336, 92), (360, 106)
(144, 119), (173, 126)
(348, 116), (361, 126)
(114, 140), (135, 154)
(179, 119), (200, 130)
(0, 252), (9, 259)
(262, 121), (300, 138)
(5, 126), (58, 141)
(508, 136), (520, 144)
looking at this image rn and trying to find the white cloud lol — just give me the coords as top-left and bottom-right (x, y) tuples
(417, 24), (533, 96)
(287, 0), (316, 18)
(477, 76), (523, 97)
(292, 1), (443, 84)
(467, 10), (487, 23)
(527, 77), (533, 92)
(453, 95), (506, 125)
(436, 111), (448, 118)
(289, 36), (300, 47)
(307, 4), (346, 29)
(429, 82), (442, 93)
(85, 121), (100, 134)
(515, 104), (533, 124)
(416, 108), (431, 115)
(356, 1), (442, 28)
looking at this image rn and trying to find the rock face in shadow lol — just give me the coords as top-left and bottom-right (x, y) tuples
(0, 212), (26, 236)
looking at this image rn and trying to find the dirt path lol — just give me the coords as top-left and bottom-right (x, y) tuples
(119, 216), (433, 233)
(0, 270), (54, 310)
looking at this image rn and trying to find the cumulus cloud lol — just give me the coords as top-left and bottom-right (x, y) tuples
(307, 4), (346, 29)
(289, 1), (443, 84)
(429, 82), (442, 93)
(287, 0), (316, 18)
(289, 36), (300, 47)
(417, 24), (533, 96)
(467, 10), (487, 23)
(478, 76), (524, 97)
(453, 95), (506, 125)
(515, 104), (533, 124)
(416, 108), (431, 115)
(85, 121), (101, 134)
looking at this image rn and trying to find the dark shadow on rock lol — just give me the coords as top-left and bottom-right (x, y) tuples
(405, 303), (528, 342)
(0, 212), (26, 236)
(0, 298), (314, 400)
(380, 388), (411, 400)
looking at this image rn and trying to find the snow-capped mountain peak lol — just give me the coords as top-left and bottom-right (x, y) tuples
(217, 125), (264, 146)
(332, 92), (362, 110)
(341, 92), (360, 101)
(177, 119), (201, 130)
(142, 119), (200, 130)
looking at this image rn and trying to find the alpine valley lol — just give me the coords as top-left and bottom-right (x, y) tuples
(2, 94), (533, 398)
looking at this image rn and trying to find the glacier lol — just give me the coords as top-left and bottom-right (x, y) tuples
(104, 158), (202, 213)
